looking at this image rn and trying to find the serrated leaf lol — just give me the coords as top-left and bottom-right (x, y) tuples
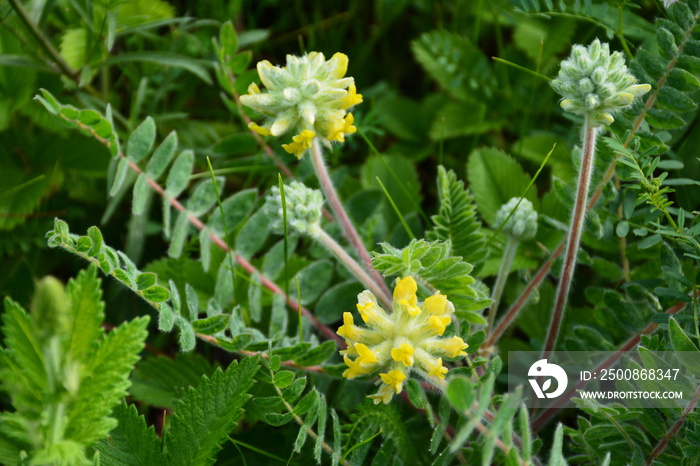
(166, 357), (259, 465)
(428, 166), (487, 266)
(65, 315), (149, 445)
(146, 131), (178, 179)
(192, 315), (230, 335)
(94, 402), (164, 465)
(66, 266), (105, 361)
(166, 150), (195, 198)
(467, 147), (536, 225)
(130, 353), (216, 409)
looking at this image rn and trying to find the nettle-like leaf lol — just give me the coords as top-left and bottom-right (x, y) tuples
(372, 239), (491, 322)
(466, 147), (537, 226)
(165, 356), (259, 465)
(428, 166), (487, 269)
(0, 266), (149, 465)
(93, 402), (164, 466)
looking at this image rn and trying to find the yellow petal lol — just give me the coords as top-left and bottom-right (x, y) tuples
(394, 276), (417, 302)
(391, 343), (414, 367)
(331, 52), (349, 79)
(248, 122), (271, 136)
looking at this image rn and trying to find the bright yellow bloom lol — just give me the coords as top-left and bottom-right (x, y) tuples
(355, 343), (378, 366)
(391, 343), (414, 367)
(427, 315), (452, 336)
(427, 358), (448, 379)
(338, 276), (468, 404)
(439, 336), (469, 358)
(422, 292), (450, 315)
(336, 312), (360, 341)
(341, 83), (363, 109)
(380, 370), (406, 394)
(327, 113), (357, 142)
(248, 122), (271, 136)
(282, 130), (316, 159)
(342, 355), (370, 379)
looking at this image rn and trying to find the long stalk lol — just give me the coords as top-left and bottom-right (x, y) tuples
(309, 139), (391, 298)
(543, 120), (598, 357)
(315, 227), (392, 307)
(487, 236), (518, 332)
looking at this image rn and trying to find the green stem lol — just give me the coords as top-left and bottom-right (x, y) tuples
(309, 139), (391, 298)
(487, 236), (519, 333)
(314, 227), (392, 308)
(543, 120), (598, 357)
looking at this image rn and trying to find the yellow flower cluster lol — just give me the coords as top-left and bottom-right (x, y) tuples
(338, 276), (468, 404)
(240, 52), (363, 158)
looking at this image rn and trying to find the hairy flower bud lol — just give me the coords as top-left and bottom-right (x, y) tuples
(263, 181), (324, 236)
(240, 52), (363, 158)
(551, 39), (651, 126)
(495, 197), (538, 241)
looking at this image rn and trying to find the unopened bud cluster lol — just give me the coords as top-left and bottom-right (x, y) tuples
(495, 198), (538, 241)
(263, 181), (324, 236)
(551, 39), (651, 126)
(240, 52), (363, 158)
(338, 276), (468, 404)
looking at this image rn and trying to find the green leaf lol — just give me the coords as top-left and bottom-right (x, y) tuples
(187, 177), (224, 217)
(292, 260), (334, 305)
(207, 189), (257, 237)
(294, 341), (338, 367)
(60, 28), (87, 70)
(294, 390), (319, 416)
(176, 317), (196, 352)
(127, 117), (156, 162)
(273, 371), (295, 389)
(192, 315), (230, 335)
(447, 377), (475, 412)
(656, 86), (697, 112)
(76, 236), (92, 253)
(66, 266), (105, 362)
(265, 412), (293, 427)
(467, 147), (536, 225)
(158, 302), (175, 332)
(94, 402), (164, 466)
(166, 357), (259, 465)
(136, 273), (157, 290)
(667, 68), (700, 92)
(110, 158), (131, 197)
(87, 226), (103, 256)
(168, 211), (190, 258)
(428, 166), (487, 267)
(282, 378), (307, 403)
(668, 318), (700, 376)
(130, 353), (216, 409)
(99, 52), (212, 84)
(229, 51), (252, 75)
(166, 150), (195, 198)
(645, 108), (686, 130)
(142, 285), (170, 303)
(65, 315), (150, 445)
(132, 173), (150, 215)
(235, 209), (270, 260)
(315, 280), (364, 325)
(146, 131), (178, 179)
(219, 21), (238, 55)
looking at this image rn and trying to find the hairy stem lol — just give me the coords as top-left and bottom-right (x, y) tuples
(532, 290), (700, 431)
(314, 227), (392, 308)
(309, 139), (391, 298)
(487, 236), (518, 333)
(543, 121), (598, 357)
(646, 384), (700, 465)
(486, 14), (697, 347)
(60, 114), (344, 347)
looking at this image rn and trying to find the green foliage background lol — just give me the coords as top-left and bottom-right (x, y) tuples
(1, 0), (700, 464)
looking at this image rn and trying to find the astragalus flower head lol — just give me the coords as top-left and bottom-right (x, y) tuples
(263, 181), (324, 236)
(338, 276), (468, 404)
(495, 197), (538, 241)
(551, 39), (650, 126)
(240, 52), (363, 158)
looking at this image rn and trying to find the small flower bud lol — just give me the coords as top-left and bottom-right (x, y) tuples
(263, 181), (324, 236)
(495, 197), (538, 240)
(551, 39), (651, 126)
